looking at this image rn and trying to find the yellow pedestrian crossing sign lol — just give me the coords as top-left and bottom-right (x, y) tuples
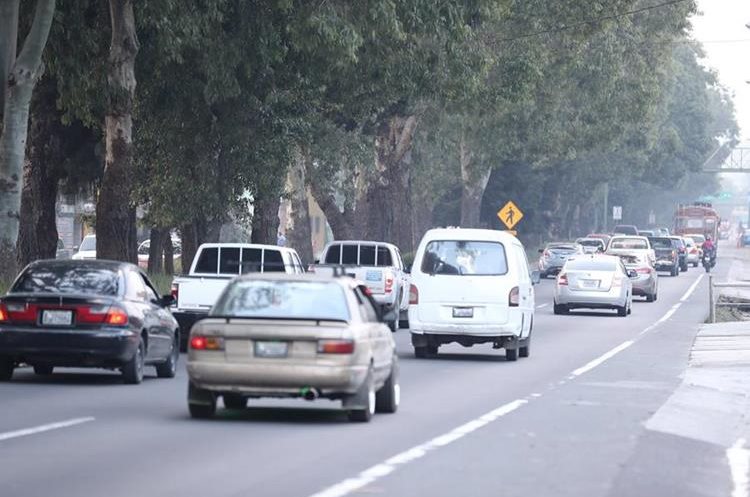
(498, 201), (523, 230)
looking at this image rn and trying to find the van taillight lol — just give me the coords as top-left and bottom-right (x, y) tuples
(509, 287), (520, 307)
(409, 285), (419, 305)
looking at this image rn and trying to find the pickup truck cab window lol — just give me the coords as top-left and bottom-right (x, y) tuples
(194, 247), (219, 273)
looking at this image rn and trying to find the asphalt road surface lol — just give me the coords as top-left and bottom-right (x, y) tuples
(0, 257), (731, 497)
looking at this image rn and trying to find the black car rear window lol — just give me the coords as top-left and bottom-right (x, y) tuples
(12, 266), (119, 296)
(650, 238), (672, 249)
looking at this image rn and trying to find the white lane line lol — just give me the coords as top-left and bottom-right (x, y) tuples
(569, 340), (635, 378)
(728, 438), (750, 497)
(680, 273), (705, 302)
(0, 417), (95, 442)
(655, 303), (681, 326)
(307, 400), (527, 497)
(537, 303), (549, 309)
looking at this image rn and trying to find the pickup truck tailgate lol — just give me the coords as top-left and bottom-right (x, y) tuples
(312, 266), (389, 294)
(176, 278), (232, 311)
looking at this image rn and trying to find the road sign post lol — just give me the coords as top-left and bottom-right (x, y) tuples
(612, 206), (622, 221)
(498, 201), (523, 230)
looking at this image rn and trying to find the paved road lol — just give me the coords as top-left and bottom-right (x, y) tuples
(0, 258), (731, 497)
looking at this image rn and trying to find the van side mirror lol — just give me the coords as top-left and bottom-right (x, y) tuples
(530, 270), (541, 285)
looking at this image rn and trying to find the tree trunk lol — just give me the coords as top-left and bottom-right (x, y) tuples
(459, 134), (491, 229)
(366, 115), (418, 251)
(147, 226), (164, 274)
(309, 180), (357, 240)
(96, 0), (138, 262)
(180, 222), (197, 275)
(0, 0), (55, 268)
(0, 0), (20, 120)
(285, 147), (314, 264)
(251, 194), (280, 245)
(163, 232), (174, 276)
(17, 77), (62, 267)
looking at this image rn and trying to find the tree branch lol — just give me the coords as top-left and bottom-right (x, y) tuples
(14, 0), (55, 76)
(0, 0), (20, 116)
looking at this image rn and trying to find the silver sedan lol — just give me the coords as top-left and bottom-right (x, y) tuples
(553, 255), (634, 317)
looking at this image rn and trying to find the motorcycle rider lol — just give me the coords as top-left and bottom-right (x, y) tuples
(702, 235), (716, 266)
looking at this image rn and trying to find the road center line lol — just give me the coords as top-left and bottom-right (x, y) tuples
(308, 400), (527, 497)
(680, 273), (705, 302)
(568, 340), (634, 378)
(728, 438), (750, 497)
(537, 303), (549, 309)
(0, 417), (95, 442)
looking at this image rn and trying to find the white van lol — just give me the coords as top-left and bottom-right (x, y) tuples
(408, 228), (539, 361)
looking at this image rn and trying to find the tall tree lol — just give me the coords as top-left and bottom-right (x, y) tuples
(96, 0), (139, 262)
(0, 0), (55, 269)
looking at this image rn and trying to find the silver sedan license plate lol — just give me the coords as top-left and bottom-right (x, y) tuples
(42, 310), (73, 326)
(254, 341), (288, 358)
(453, 307), (474, 318)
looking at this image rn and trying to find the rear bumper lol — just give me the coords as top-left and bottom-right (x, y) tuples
(187, 361), (367, 396)
(0, 328), (139, 367)
(409, 320), (522, 338)
(555, 288), (626, 308)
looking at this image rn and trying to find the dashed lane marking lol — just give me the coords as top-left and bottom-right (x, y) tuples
(0, 417), (95, 442)
(307, 400), (527, 497)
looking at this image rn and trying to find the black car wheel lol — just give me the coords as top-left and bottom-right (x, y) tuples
(156, 335), (179, 379)
(506, 348), (518, 362)
(122, 340), (145, 384)
(0, 356), (14, 381)
(188, 383), (216, 419)
(519, 337), (531, 358)
(33, 365), (54, 376)
(553, 302), (569, 315)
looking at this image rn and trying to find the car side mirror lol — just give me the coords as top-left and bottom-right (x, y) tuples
(537, 248), (544, 254)
(73, 245), (79, 251)
(627, 269), (638, 279)
(160, 294), (176, 307)
(404, 264), (412, 274)
(530, 270), (541, 285)
(314, 258), (320, 264)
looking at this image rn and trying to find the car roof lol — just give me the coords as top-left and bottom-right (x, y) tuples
(610, 235), (648, 240)
(422, 228), (520, 244)
(232, 272), (357, 287)
(566, 254), (621, 264)
(25, 258), (133, 271)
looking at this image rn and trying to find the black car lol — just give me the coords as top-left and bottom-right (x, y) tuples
(649, 237), (680, 276)
(0, 260), (179, 384)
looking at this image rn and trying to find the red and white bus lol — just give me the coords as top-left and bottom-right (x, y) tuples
(673, 202), (720, 240)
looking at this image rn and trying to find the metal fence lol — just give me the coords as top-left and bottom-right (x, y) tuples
(708, 274), (750, 323)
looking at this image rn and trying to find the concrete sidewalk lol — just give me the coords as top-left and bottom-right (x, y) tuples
(639, 247), (750, 496)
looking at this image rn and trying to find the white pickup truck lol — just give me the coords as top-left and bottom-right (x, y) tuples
(172, 243), (305, 350)
(311, 240), (409, 331)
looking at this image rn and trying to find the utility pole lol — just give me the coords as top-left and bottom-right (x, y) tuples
(602, 182), (609, 233)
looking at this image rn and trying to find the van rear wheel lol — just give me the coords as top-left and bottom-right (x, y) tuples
(506, 348), (518, 362)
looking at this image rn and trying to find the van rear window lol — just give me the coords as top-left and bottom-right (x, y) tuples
(420, 241), (507, 276)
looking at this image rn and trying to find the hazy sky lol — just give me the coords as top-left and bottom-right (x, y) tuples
(691, 0), (750, 141)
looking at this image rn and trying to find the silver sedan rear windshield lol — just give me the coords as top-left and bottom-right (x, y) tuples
(566, 259), (617, 272)
(420, 241), (507, 276)
(211, 280), (351, 321)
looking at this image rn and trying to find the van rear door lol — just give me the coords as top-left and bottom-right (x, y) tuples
(414, 240), (512, 324)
